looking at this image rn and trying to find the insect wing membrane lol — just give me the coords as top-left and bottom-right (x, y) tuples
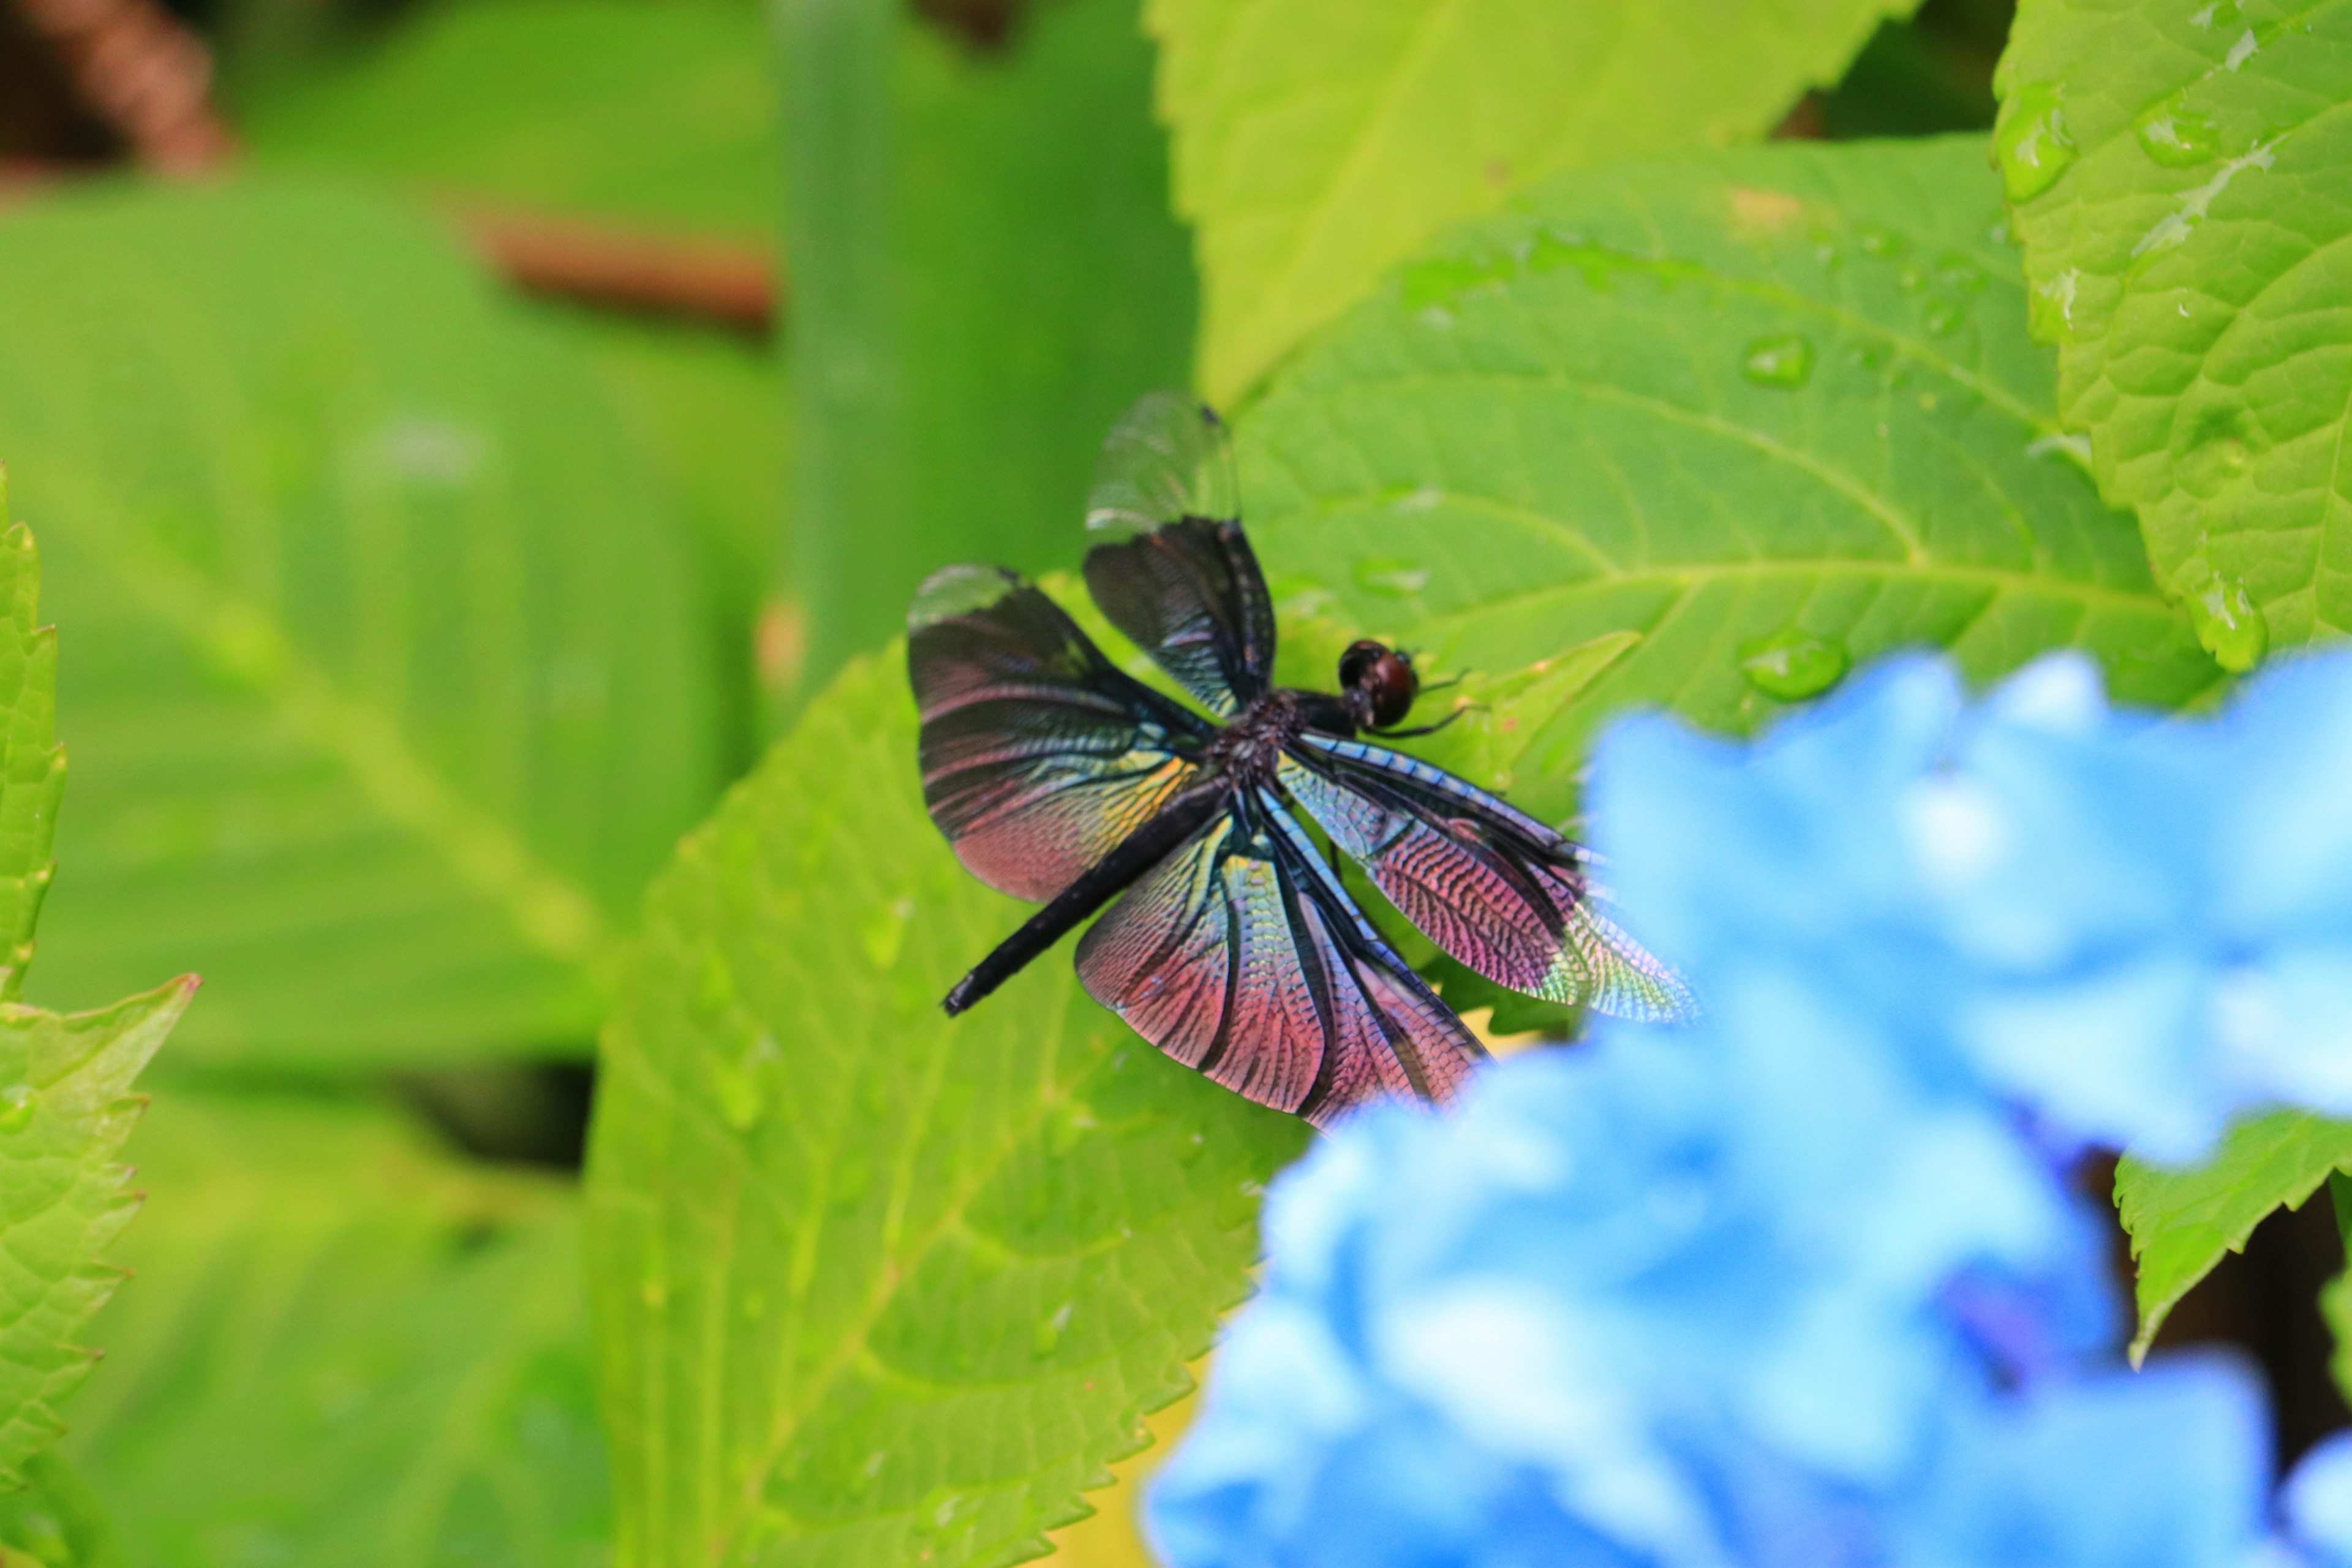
(1080, 394), (1273, 718)
(1084, 390), (1240, 540)
(1281, 736), (1696, 1023)
(908, 565), (1206, 903)
(1074, 791), (1483, 1125)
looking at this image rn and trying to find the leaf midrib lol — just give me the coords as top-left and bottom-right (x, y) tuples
(69, 486), (611, 974)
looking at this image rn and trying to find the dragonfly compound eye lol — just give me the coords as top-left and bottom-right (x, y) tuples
(1361, 650), (1418, 728)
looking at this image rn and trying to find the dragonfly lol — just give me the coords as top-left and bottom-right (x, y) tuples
(907, 392), (1692, 1126)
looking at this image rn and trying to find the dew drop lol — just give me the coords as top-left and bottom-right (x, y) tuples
(1740, 333), (1813, 388)
(1857, 226), (1906, 260)
(0, 1084), (34, 1134)
(1175, 1129), (1208, 1166)
(1923, 298), (1966, 336)
(2029, 268), (2081, 344)
(1737, 630), (1850, 701)
(2136, 107), (2220, 168)
(2179, 564), (2268, 673)
(1996, 81), (2078, 203)
(1033, 1300), (1074, 1359)
(1354, 557), (1429, 597)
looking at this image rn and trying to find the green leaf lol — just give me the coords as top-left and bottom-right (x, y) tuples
(0, 522), (66, 1001)
(1996, 0), (2352, 658)
(2326, 1171), (2352, 1406)
(786, 0), (1197, 692)
(587, 652), (1308, 1568)
(0, 1451), (126, 1568)
(2114, 1109), (2352, 1363)
(1150, 0), (1925, 404)
(61, 1085), (606, 1567)
(1234, 135), (2223, 828)
(0, 178), (720, 1065)
(538, 304), (788, 773)
(0, 981), (192, 1489)
(241, 0), (778, 239)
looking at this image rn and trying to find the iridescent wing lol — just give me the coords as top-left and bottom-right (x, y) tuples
(1080, 393), (1273, 718)
(1280, 734), (1697, 1023)
(1074, 789), (1485, 1126)
(908, 564), (1212, 903)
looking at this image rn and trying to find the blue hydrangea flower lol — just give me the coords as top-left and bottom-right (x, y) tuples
(1145, 1050), (2269, 1568)
(1144, 647), (2352, 1568)
(1926, 650), (2352, 1161)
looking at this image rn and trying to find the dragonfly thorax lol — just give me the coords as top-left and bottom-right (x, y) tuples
(1208, 688), (1340, 788)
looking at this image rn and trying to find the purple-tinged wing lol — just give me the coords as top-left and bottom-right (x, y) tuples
(1073, 790), (1485, 1126)
(908, 564), (1210, 903)
(1281, 734), (1697, 1023)
(1081, 394), (1272, 717)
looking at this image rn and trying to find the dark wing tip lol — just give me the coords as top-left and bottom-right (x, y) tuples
(910, 564), (1025, 634)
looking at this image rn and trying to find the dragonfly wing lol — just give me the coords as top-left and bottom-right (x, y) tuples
(1081, 394), (1272, 716)
(1074, 790), (1485, 1125)
(908, 564), (1208, 903)
(1281, 735), (1697, 1023)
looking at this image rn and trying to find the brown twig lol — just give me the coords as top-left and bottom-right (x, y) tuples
(8, 0), (233, 172)
(453, 205), (777, 334)
(0, 159), (780, 334)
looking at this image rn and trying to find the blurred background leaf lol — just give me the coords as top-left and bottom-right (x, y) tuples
(783, 0), (1196, 698)
(1235, 135), (2222, 830)
(56, 1084), (606, 1567)
(587, 652), (1307, 1568)
(0, 178), (722, 1066)
(238, 0), (777, 240)
(1150, 0), (1927, 407)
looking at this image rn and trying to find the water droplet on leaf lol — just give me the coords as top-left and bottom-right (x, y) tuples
(1740, 333), (1813, 388)
(1996, 81), (2078, 202)
(2029, 269), (2081, 343)
(1738, 631), (1850, 701)
(0, 1084), (34, 1134)
(2137, 107), (2220, 167)
(1354, 558), (1428, 597)
(1857, 227), (1905, 260)
(1923, 298), (1966, 336)
(2177, 562), (2268, 672)
(1175, 1129), (1208, 1166)
(1033, 1300), (1074, 1358)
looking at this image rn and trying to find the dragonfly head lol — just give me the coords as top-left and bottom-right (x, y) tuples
(1339, 639), (1419, 729)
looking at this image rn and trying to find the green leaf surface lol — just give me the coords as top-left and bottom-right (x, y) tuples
(1150, 0), (1924, 404)
(1234, 136), (2222, 828)
(587, 653), (1308, 1568)
(0, 980), (191, 1489)
(62, 1085), (606, 1567)
(0, 523), (66, 1001)
(2114, 1109), (2352, 1362)
(0, 178), (720, 1064)
(2326, 1171), (2352, 1405)
(786, 0), (1197, 692)
(1997, 0), (2352, 656)
(241, 0), (778, 238)
(539, 304), (786, 775)
(0, 1451), (126, 1568)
